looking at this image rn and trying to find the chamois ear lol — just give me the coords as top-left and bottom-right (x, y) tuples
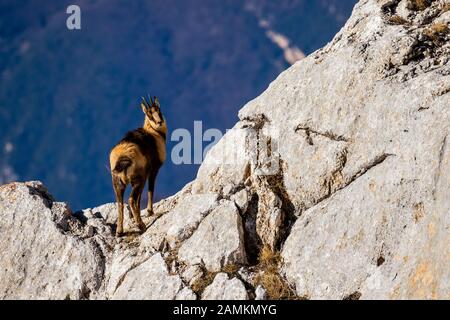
(154, 97), (160, 108)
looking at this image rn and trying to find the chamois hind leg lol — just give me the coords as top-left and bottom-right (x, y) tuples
(129, 179), (146, 233)
(146, 166), (160, 216)
(137, 192), (142, 213)
(127, 201), (134, 221)
(112, 176), (126, 237)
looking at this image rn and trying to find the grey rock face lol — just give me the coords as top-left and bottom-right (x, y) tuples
(202, 273), (249, 300)
(189, 0), (449, 299)
(181, 265), (204, 286)
(0, 182), (105, 299)
(112, 253), (186, 300)
(178, 200), (247, 272)
(140, 193), (219, 250)
(0, 0), (448, 300)
(175, 287), (197, 300)
(255, 285), (267, 300)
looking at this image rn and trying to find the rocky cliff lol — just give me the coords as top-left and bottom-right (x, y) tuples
(0, 0), (449, 300)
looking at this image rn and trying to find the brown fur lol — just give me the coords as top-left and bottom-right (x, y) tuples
(110, 96), (167, 236)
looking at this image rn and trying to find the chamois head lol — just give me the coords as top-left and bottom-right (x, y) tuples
(141, 95), (165, 133)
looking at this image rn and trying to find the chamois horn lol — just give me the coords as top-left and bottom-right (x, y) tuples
(141, 95), (152, 110)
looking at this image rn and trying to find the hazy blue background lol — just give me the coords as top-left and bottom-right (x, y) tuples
(0, 0), (356, 210)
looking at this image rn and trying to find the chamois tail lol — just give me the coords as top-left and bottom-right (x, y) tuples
(113, 157), (132, 173)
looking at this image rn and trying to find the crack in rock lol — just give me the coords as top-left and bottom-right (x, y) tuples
(295, 125), (349, 145)
(433, 134), (447, 200)
(309, 153), (394, 210)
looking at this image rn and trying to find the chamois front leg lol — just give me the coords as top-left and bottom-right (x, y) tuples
(129, 180), (146, 233)
(112, 176), (126, 237)
(146, 167), (159, 216)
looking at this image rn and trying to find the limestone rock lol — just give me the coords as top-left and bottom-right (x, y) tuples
(0, 182), (104, 299)
(104, 247), (154, 298)
(254, 183), (284, 250)
(112, 253), (185, 300)
(192, 126), (253, 194)
(202, 273), (248, 300)
(176, 287), (197, 300)
(231, 188), (250, 212)
(178, 200), (247, 272)
(255, 285), (267, 300)
(140, 193), (218, 250)
(181, 265), (204, 286)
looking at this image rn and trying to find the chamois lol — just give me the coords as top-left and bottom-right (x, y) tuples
(109, 95), (167, 236)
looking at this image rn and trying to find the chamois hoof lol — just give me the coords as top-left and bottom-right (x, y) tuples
(146, 209), (154, 217)
(138, 223), (147, 233)
(116, 231), (124, 237)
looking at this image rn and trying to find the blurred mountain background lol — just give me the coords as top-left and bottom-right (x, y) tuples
(0, 0), (356, 210)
